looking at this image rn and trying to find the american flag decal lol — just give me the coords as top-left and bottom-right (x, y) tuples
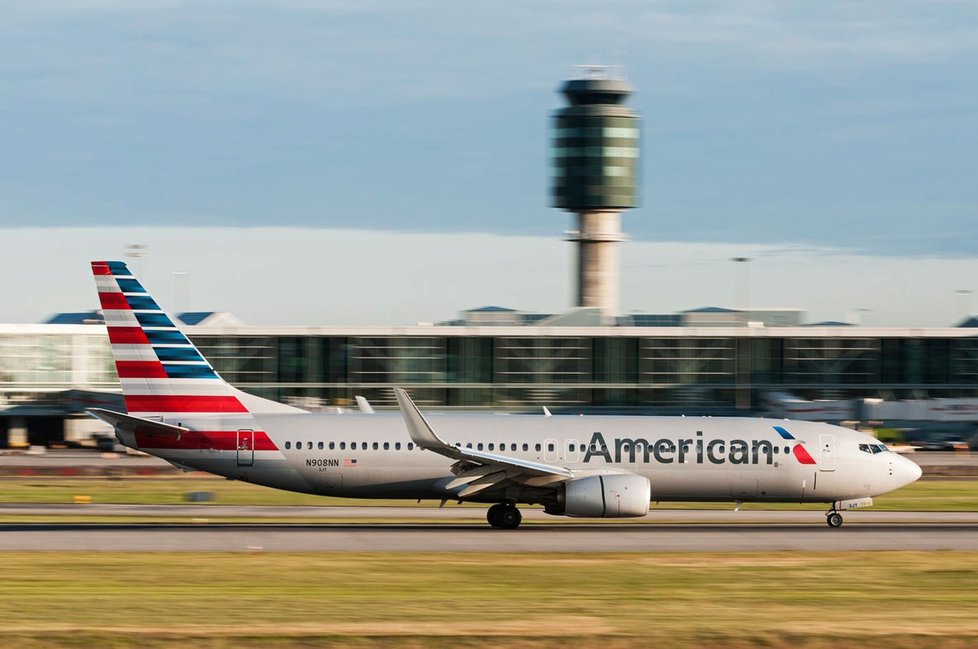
(343, 458), (358, 467)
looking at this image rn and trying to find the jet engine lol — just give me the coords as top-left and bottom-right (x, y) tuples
(546, 474), (651, 518)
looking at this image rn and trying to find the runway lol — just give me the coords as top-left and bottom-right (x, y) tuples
(3, 507), (978, 551)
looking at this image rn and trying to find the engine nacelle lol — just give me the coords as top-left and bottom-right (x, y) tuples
(550, 474), (651, 518)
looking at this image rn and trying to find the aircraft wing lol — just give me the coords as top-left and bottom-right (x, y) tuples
(394, 388), (573, 497)
(87, 408), (188, 438)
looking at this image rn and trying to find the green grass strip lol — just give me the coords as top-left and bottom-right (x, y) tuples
(2, 476), (978, 510)
(0, 552), (976, 648)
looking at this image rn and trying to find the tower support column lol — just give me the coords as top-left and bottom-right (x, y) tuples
(567, 210), (626, 318)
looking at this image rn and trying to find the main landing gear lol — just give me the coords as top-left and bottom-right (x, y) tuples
(826, 510), (844, 528)
(487, 503), (522, 529)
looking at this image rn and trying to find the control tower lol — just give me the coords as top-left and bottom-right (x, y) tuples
(551, 66), (640, 319)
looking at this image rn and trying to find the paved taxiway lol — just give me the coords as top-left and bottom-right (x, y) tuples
(3, 507), (978, 551)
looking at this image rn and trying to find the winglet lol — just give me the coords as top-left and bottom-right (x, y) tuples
(355, 395), (375, 414)
(393, 387), (454, 453)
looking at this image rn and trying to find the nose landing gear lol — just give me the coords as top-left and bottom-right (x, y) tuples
(487, 503), (522, 529)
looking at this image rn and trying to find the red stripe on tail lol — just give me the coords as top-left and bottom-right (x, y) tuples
(115, 361), (168, 379)
(92, 262), (111, 276)
(124, 395), (248, 413)
(98, 292), (130, 310)
(107, 327), (150, 345)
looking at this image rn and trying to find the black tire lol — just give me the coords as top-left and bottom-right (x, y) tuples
(827, 512), (844, 528)
(498, 506), (522, 530)
(486, 504), (505, 528)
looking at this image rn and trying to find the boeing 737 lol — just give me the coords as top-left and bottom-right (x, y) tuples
(87, 260), (922, 529)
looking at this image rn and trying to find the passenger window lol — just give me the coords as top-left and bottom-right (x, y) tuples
(383, 442), (390, 450)
(329, 442), (335, 450)
(351, 442), (357, 450)
(785, 446), (790, 454)
(511, 443), (517, 451)
(488, 443), (494, 451)
(569, 444), (575, 452)
(285, 441), (291, 450)
(773, 446), (779, 454)
(340, 442), (346, 450)
(307, 442), (313, 450)
(477, 443), (484, 451)
(547, 443), (554, 452)
(318, 441), (324, 450)
(408, 443), (414, 450)
(373, 442), (379, 450)
(466, 443), (473, 449)
(535, 444), (541, 452)
(522, 443), (529, 452)
(395, 442), (401, 450)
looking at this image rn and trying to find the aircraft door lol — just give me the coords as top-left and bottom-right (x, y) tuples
(818, 434), (836, 472)
(544, 438), (559, 462)
(565, 439), (580, 463)
(236, 429), (255, 467)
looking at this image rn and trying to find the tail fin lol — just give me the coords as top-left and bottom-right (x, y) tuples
(92, 261), (301, 417)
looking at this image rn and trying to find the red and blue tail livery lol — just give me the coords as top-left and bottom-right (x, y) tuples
(91, 260), (299, 441)
(92, 260), (247, 417)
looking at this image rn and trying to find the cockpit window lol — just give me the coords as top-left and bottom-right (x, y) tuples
(859, 443), (889, 454)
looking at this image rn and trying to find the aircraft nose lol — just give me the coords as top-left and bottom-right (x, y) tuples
(895, 455), (922, 487)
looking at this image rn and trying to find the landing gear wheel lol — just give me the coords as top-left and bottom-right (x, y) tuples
(498, 506), (522, 530)
(826, 512), (844, 528)
(486, 503), (505, 528)
(486, 504), (522, 529)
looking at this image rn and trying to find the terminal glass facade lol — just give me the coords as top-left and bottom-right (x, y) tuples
(186, 330), (978, 410)
(5, 327), (978, 414)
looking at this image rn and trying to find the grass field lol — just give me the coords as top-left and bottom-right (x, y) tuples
(1, 476), (977, 511)
(0, 551), (977, 648)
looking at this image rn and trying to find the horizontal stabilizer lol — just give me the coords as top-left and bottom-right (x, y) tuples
(86, 408), (188, 438)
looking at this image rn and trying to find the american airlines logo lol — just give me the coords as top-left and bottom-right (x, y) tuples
(583, 427), (816, 466)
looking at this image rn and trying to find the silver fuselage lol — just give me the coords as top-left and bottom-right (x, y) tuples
(124, 412), (922, 505)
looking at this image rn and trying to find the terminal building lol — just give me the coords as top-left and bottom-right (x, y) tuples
(3, 311), (978, 447)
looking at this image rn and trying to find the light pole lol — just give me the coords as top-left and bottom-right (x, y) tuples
(956, 289), (972, 323)
(730, 257), (752, 411)
(853, 308), (872, 326)
(125, 244), (147, 275)
(173, 272), (190, 316)
(730, 257), (751, 314)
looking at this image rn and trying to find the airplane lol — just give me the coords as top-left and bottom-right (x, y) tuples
(87, 260), (922, 529)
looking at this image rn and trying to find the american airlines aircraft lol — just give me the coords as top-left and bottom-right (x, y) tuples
(87, 260), (922, 529)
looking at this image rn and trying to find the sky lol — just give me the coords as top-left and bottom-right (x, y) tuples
(1, 1), (977, 325)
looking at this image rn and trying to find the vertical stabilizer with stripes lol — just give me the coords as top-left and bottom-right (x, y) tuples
(92, 260), (301, 418)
